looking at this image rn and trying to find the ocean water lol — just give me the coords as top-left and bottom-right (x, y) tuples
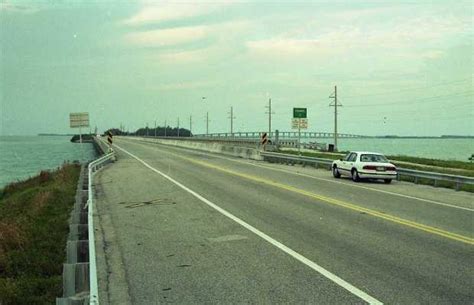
(1, 136), (473, 188)
(0, 136), (97, 188)
(312, 138), (474, 161)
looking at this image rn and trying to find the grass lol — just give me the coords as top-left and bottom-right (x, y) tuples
(0, 163), (81, 305)
(277, 149), (474, 192)
(279, 149), (474, 176)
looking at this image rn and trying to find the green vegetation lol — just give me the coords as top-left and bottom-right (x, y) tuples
(384, 155), (474, 172)
(278, 149), (474, 192)
(280, 149), (474, 174)
(0, 164), (80, 305)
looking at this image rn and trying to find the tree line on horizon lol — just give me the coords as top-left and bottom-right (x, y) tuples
(104, 126), (192, 137)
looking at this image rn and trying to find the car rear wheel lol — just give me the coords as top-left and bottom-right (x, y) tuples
(351, 169), (360, 182)
(384, 179), (392, 184)
(332, 166), (341, 178)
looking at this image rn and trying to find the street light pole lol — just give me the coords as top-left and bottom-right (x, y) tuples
(177, 117), (180, 137)
(329, 85), (342, 151)
(228, 106), (236, 136)
(231, 106), (234, 135)
(265, 98), (274, 138)
(164, 119), (167, 137)
(189, 115), (192, 136)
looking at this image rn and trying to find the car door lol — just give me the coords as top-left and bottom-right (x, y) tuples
(347, 152), (358, 171)
(340, 152), (355, 173)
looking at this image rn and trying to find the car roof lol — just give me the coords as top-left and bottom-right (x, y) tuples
(349, 151), (386, 155)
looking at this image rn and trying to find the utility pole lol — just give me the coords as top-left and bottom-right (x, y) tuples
(189, 115), (192, 136)
(177, 117), (180, 137)
(164, 119), (167, 137)
(154, 120), (157, 137)
(206, 112), (209, 136)
(265, 98), (275, 138)
(228, 106), (236, 136)
(146, 122), (149, 137)
(329, 85), (342, 151)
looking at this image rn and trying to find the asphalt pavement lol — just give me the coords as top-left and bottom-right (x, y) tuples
(93, 137), (473, 305)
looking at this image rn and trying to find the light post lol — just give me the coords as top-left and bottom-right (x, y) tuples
(177, 117), (180, 137)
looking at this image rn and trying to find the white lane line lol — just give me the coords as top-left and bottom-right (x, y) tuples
(114, 143), (383, 305)
(126, 139), (472, 212)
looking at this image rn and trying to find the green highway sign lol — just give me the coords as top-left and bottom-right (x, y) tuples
(293, 108), (307, 118)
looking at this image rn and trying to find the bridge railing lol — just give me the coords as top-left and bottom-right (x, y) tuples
(260, 152), (474, 191)
(87, 139), (116, 305)
(193, 131), (369, 139)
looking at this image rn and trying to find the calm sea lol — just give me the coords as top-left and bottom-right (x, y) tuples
(0, 136), (97, 188)
(0, 136), (472, 188)
(313, 138), (474, 161)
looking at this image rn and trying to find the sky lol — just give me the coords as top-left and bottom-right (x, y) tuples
(0, 0), (472, 136)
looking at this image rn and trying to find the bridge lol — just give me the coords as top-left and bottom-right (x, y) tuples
(194, 131), (370, 139)
(61, 136), (474, 304)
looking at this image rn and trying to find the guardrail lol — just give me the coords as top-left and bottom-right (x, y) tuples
(135, 135), (267, 149)
(193, 131), (369, 139)
(87, 151), (115, 305)
(261, 152), (474, 191)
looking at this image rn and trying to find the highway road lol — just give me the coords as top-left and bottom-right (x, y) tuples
(93, 137), (473, 305)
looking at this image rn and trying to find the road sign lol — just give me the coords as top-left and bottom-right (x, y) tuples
(107, 131), (113, 145)
(293, 108), (307, 118)
(261, 132), (268, 145)
(70, 112), (89, 128)
(292, 118), (308, 130)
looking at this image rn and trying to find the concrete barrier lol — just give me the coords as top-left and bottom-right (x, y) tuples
(120, 136), (263, 161)
(93, 136), (109, 155)
(56, 165), (90, 305)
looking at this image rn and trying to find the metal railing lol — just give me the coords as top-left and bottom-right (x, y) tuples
(193, 131), (369, 139)
(396, 168), (474, 190)
(87, 151), (115, 305)
(133, 135), (263, 148)
(261, 152), (474, 191)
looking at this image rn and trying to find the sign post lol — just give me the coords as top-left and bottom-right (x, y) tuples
(69, 112), (89, 162)
(69, 112), (90, 144)
(292, 108), (307, 156)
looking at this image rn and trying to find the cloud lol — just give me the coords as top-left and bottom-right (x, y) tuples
(156, 45), (228, 64)
(126, 20), (251, 65)
(125, 19), (250, 47)
(246, 13), (469, 60)
(123, 1), (235, 25)
(125, 25), (208, 47)
(246, 38), (324, 56)
(0, 2), (39, 13)
(152, 80), (219, 91)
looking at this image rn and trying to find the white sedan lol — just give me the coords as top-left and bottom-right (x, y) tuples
(331, 151), (397, 183)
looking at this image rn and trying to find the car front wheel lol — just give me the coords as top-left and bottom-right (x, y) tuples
(333, 166), (341, 178)
(351, 169), (360, 182)
(384, 179), (392, 184)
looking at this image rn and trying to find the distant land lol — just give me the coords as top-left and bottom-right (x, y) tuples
(35, 133), (473, 139)
(376, 135), (474, 139)
(38, 133), (76, 136)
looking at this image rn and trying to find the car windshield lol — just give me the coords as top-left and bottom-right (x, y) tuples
(360, 154), (389, 163)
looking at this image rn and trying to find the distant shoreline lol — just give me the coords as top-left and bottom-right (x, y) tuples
(374, 136), (474, 139)
(0, 134), (470, 139)
(38, 133), (75, 136)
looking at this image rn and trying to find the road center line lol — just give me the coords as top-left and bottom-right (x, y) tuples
(123, 141), (473, 245)
(114, 143), (383, 305)
(127, 138), (473, 212)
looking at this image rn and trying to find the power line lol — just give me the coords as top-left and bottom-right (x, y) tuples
(343, 91), (473, 108)
(343, 78), (471, 99)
